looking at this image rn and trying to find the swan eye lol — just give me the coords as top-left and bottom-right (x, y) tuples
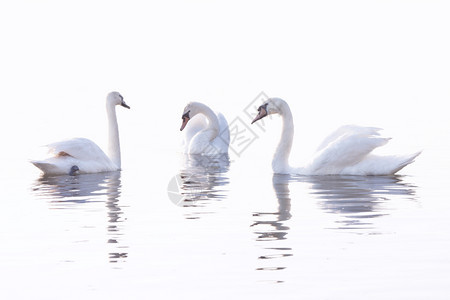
(258, 103), (268, 112)
(182, 110), (190, 119)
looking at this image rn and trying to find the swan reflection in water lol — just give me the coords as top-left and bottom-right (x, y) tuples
(252, 174), (294, 280)
(170, 154), (230, 219)
(304, 175), (417, 230)
(32, 171), (128, 263)
(253, 174), (417, 280)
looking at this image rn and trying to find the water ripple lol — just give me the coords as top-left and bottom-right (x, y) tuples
(252, 174), (418, 282)
(169, 154), (230, 219)
(32, 171), (128, 264)
(299, 175), (418, 231)
(252, 174), (294, 281)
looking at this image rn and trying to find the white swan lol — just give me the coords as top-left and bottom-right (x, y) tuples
(180, 102), (230, 154)
(251, 98), (420, 175)
(31, 92), (130, 176)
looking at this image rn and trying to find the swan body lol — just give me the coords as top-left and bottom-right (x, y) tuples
(31, 92), (130, 176)
(180, 102), (230, 155)
(251, 98), (420, 175)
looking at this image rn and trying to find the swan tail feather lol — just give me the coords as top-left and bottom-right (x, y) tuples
(31, 158), (77, 176)
(31, 160), (58, 174)
(388, 151), (422, 175)
(339, 151), (421, 175)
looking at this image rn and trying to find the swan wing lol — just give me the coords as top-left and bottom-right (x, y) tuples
(212, 112), (230, 153)
(32, 138), (116, 175)
(316, 125), (382, 152)
(47, 138), (112, 165)
(309, 129), (390, 174)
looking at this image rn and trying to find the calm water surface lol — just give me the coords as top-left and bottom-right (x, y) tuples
(2, 1), (450, 298)
(1, 147), (449, 300)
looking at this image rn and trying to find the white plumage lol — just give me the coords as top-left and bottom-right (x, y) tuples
(31, 92), (130, 176)
(180, 102), (230, 155)
(252, 98), (420, 175)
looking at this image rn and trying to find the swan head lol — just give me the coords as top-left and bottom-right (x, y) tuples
(251, 98), (285, 124)
(107, 91), (130, 109)
(180, 102), (200, 131)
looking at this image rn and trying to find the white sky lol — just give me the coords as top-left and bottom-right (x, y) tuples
(1, 0), (449, 167)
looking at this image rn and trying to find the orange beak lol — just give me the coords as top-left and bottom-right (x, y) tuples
(180, 116), (190, 131)
(251, 106), (268, 124)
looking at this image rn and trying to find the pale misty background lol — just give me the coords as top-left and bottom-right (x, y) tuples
(1, 1), (450, 299)
(1, 0), (448, 171)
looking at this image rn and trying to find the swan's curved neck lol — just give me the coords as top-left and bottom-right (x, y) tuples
(272, 102), (294, 173)
(106, 103), (121, 169)
(197, 103), (220, 140)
